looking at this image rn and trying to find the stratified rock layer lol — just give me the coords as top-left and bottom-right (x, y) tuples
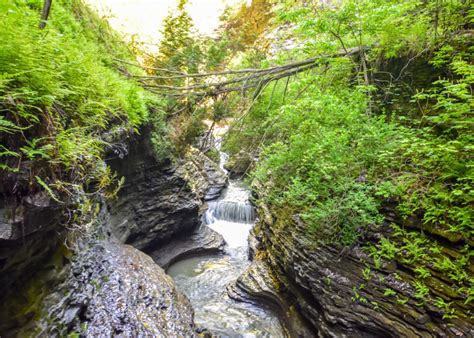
(0, 191), (64, 298)
(1, 127), (227, 335)
(108, 131), (201, 251)
(150, 224), (225, 269)
(108, 132), (227, 253)
(238, 203), (474, 337)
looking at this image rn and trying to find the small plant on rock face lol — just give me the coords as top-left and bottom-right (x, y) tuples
(384, 288), (397, 297)
(396, 296), (409, 305)
(435, 297), (450, 309)
(371, 301), (380, 311)
(20, 138), (54, 160)
(363, 267), (371, 281)
(372, 254), (382, 270)
(435, 298), (459, 320)
(352, 284), (369, 304)
(401, 236), (428, 264)
(378, 237), (398, 260)
(414, 266), (431, 279)
(413, 281), (430, 302)
(464, 284), (474, 305)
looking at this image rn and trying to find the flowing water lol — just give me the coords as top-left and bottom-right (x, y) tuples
(167, 140), (284, 337)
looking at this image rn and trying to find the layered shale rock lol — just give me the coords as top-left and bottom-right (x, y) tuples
(108, 131), (201, 251)
(0, 192), (65, 299)
(178, 147), (228, 202)
(108, 131), (227, 255)
(0, 127), (226, 336)
(150, 224), (225, 270)
(235, 202), (474, 337)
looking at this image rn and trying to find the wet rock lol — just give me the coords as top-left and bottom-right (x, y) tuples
(108, 132), (227, 252)
(248, 207), (474, 337)
(0, 192), (65, 304)
(203, 158), (228, 201)
(150, 225), (225, 269)
(1, 126), (227, 336)
(42, 241), (195, 337)
(178, 147), (228, 201)
(107, 130), (202, 251)
(228, 260), (311, 337)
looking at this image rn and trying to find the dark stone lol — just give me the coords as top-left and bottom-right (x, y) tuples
(0, 126), (227, 336)
(107, 129), (202, 251)
(228, 259), (313, 338)
(0, 191), (65, 305)
(41, 241), (195, 337)
(243, 203), (474, 337)
(150, 224), (225, 270)
(203, 157), (227, 201)
(178, 147), (228, 202)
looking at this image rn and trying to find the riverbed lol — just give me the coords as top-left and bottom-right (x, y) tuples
(168, 158), (284, 336)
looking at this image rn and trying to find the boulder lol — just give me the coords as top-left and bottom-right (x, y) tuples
(40, 241), (196, 337)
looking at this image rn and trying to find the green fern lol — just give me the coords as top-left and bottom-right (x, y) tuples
(20, 138), (53, 160)
(35, 176), (62, 204)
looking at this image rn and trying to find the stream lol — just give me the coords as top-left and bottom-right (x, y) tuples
(167, 141), (284, 337)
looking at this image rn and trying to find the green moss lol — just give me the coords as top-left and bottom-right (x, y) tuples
(0, 244), (71, 334)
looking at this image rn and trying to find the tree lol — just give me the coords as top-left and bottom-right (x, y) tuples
(155, 0), (202, 81)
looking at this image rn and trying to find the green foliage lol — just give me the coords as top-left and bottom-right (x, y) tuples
(35, 176), (61, 203)
(155, 0), (202, 77)
(413, 280), (430, 302)
(220, 0), (472, 322)
(0, 0), (161, 200)
(278, 0), (469, 58)
(20, 138), (53, 160)
(225, 67), (394, 246)
(384, 288), (396, 297)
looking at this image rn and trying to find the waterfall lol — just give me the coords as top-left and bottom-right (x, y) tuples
(206, 200), (256, 224)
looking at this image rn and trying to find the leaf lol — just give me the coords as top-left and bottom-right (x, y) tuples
(35, 176), (62, 203)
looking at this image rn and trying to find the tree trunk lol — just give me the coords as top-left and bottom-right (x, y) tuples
(39, 0), (52, 29)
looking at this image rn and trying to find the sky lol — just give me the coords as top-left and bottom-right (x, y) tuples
(84, 0), (245, 51)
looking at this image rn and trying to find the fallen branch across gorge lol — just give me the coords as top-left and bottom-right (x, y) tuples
(114, 46), (366, 97)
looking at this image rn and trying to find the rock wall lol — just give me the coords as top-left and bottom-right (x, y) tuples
(107, 130), (201, 251)
(0, 191), (65, 297)
(107, 130), (227, 253)
(0, 126), (227, 336)
(40, 240), (196, 337)
(0, 191), (67, 335)
(235, 203), (474, 337)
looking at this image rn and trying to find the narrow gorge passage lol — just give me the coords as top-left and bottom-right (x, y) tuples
(167, 143), (284, 337)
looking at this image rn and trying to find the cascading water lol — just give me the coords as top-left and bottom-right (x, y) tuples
(167, 135), (284, 337)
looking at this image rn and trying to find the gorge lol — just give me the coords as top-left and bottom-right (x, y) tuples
(1, 0), (473, 337)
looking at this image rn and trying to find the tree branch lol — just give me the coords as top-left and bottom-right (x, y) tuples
(138, 47), (366, 97)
